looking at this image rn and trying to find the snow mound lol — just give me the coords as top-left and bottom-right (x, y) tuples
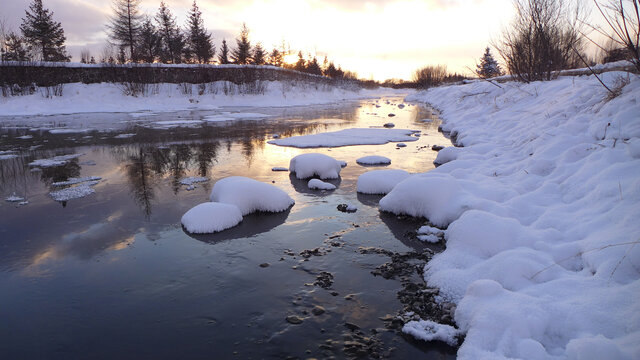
(417, 225), (445, 242)
(356, 155), (391, 165)
(210, 176), (294, 215)
(29, 153), (83, 167)
(181, 202), (243, 233)
(308, 179), (336, 190)
(268, 128), (418, 148)
(357, 169), (411, 195)
(179, 176), (209, 185)
(434, 146), (462, 165)
(402, 320), (460, 346)
(289, 153), (342, 179)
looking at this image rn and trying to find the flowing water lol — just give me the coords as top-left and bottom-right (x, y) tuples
(0, 96), (455, 359)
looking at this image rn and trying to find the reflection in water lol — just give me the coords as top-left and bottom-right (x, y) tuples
(288, 172), (341, 196)
(184, 209), (291, 244)
(125, 148), (159, 219)
(356, 192), (384, 207)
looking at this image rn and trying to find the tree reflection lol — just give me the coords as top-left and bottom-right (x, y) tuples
(126, 147), (157, 219)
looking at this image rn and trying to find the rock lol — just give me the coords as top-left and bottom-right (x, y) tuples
(337, 204), (357, 213)
(388, 113), (396, 117)
(259, 263), (270, 268)
(396, 143), (407, 148)
(398, 104), (405, 109)
(383, 122), (395, 128)
(432, 145), (445, 151)
(314, 271), (334, 289)
(312, 306), (326, 316)
(330, 291), (339, 296)
(286, 315), (304, 325)
(344, 322), (360, 331)
(344, 294), (356, 300)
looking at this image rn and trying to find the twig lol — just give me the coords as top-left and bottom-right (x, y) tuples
(571, 46), (615, 94)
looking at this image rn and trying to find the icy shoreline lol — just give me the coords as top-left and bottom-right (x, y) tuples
(0, 81), (405, 116)
(396, 71), (640, 359)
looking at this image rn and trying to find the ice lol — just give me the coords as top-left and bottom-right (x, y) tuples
(356, 155), (391, 165)
(49, 182), (99, 202)
(272, 167), (288, 171)
(289, 153), (342, 179)
(203, 112), (271, 122)
(181, 202), (243, 234)
(268, 128), (419, 148)
(401, 71), (640, 359)
(179, 176), (209, 185)
(49, 128), (91, 134)
(52, 176), (101, 186)
(114, 133), (135, 139)
(152, 120), (203, 127)
(5, 193), (25, 202)
(402, 320), (460, 346)
(210, 176), (294, 215)
(356, 169), (410, 195)
(0, 154), (18, 160)
(29, 153), (83, 167)
(307, 179), (336, 190)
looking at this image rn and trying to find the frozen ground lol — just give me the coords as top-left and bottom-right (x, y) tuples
(397, 71), (640, 359)
(0, 81), (404, 116)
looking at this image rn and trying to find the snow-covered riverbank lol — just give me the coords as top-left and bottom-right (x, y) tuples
(0, 80), (401, 116)
(396, 72), (639, 359)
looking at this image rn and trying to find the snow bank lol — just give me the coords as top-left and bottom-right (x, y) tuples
(210, 176), (294, 215)
(356, 169), (410, 195)
(403, 71), (640, 359)
(307, 179), (336, 190)
(289, 153), (342, 179)
(181, 202), (243, 234)
(356, 155), (391, 165)
(268, 128), (418, 148)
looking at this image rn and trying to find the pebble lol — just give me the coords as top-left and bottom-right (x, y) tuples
(312, 306), (326, 316)
(286, 315), (304, 325)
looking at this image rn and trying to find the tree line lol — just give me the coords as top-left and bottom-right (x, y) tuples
(0, 0), (357, 80)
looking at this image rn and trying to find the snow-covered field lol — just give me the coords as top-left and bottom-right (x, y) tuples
(0, 81), (402, 116)
(396, 71), (640, 359)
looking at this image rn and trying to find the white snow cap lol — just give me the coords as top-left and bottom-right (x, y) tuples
(181, 202), (243, 233)
(308, 178), (336, 190)
(356, 155), (392, 165)
(268, 128), (418, 148)
(210, 176), (294, 215)
(357, 169), (411, 195)
(402, 320), (460, 346)
(289, 153), (342, 179)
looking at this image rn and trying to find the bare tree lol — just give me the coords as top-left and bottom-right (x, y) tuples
(496, 0), (585, 82)
(412, 65), (449, 88)
(593, 0), (640, 72)
(106, 0), (142, 62)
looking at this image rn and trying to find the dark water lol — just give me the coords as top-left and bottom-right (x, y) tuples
(0, 97), (454, 359)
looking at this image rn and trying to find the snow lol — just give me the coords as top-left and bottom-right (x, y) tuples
(289, 153), (342, 179)
(5, 194), (25, 202)
(268, 128), (419, 148)
(433, 146), (461, 165)
(356, 155), (391, 165)
(49, 128), (91, 134)
(179, 176), (209, 185)
(307, 179), (336, 190)
(114, 133), (135, 139)
(49, 181), (99, 202)
(402, 320), (461, 346)
(210, 176), (294, 215)
(203, 112), (271, 122)
(181, 202), (243, 234)
(0, 154), (18, 160)
(29, 153), (83, 167)
(0, 80), (400, 116)
(356, 169), (411, 195)
(399, 71), (640, 359)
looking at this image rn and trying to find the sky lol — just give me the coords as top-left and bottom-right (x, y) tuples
(1, 0), (516, 80)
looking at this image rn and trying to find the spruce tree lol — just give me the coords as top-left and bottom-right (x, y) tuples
(252, 42), (266, 65)
(476, 47), (502, 79)
(294, 51), (306, 72)
(269, 48), (283, 67)
(106, 0), (141, 62)
(218, 39), (230, 64)
(20, 0), (69, 61)
(231, 23), (251, 64)
(138, 16), (160, 63)
(3, 32), (30, 61)
(155, 2), (183, 63)
(186, 1), (214, 64)
(306, 56), (322, 75)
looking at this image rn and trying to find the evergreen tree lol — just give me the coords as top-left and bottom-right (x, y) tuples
(186, 0), (214, 64)
(476, 47), (502, 79)
(252, 42), (266, 65)
(155, 2), (183, 63)
(268, 48), (283, 67)
(294, 51), (306, 72)
(306, 56), (322, 75)
(106, 0), (141, 62)
(231, 23), (251, 64)
(218, 39), (230, 64)
(137, 16), (160, 63)
(2, 32), (30, 61)
(117, 46), (127, 64)
(20, 0), (70, 61)
(89, 56), (96, 64)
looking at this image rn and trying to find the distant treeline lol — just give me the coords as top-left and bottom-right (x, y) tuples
(0, 0), (361, 81)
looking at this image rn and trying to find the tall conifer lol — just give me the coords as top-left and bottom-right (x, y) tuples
(20, 0), (69, 61)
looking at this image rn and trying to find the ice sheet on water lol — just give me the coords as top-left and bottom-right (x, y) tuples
(179, 176), (209, 185)
(268, 128), (419, 148)
(29, 154), (83, 167)
(52, 176), (102, 187)
(49, 181), (99, 202)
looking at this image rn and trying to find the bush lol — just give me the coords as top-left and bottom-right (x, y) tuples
(412, 65), (449, 89)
